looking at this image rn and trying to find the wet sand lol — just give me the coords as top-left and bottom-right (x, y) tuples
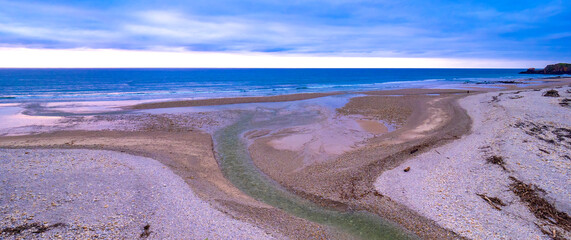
(247, 90), (473, 239)
(355, 119), (388, 134)
(128, 92), (342, 110)
(1, 78), (570, 239)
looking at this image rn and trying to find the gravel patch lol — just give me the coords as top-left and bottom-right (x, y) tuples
(375, 87), (571, 239)
(0, 149), (277, 239)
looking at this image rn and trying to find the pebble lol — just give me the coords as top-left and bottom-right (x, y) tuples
(0, 149), (277, 239)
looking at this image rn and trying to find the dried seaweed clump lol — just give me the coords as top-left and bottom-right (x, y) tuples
(543, 90), (560, 97)
(1, 223), (65, 236)
(513, 121), (571, 149)
(510, 177), (571, 234)
(486, 155), (507, 170)
(476, 193), (506, 210)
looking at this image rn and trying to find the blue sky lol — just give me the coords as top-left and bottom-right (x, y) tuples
(0, 0), (570, 66)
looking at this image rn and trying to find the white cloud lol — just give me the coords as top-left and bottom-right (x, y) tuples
(0, 0), (94, 16)
(0, 23), (118, 43)
(124, 11), (249, 42)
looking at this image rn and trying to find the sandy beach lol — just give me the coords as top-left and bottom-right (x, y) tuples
(1, 78), (570, 239)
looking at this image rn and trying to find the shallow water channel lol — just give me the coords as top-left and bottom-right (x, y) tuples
(214, 102), (418, 240)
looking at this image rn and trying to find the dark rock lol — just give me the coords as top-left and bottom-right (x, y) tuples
(497, 80), (523, 84)
(543, 63), (571, 74)
(543, 90), (560, 97)
(520, 63), (571, 74)
(403, 167), (410, 172)
(140, 224), (152, 238)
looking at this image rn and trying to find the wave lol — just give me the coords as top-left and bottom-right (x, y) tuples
(1, 69), (542, 103)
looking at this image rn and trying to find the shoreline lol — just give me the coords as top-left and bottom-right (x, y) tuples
(1, 77), (570, 239)
(122, 77), (571, 112)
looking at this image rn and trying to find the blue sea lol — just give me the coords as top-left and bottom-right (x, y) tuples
(0, 68), (557, 103)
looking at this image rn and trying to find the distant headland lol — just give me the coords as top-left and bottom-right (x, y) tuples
(520, 63), (571, 74)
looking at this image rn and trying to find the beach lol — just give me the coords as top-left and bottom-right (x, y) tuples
(2, 0), (571, 236)
(375, 86), (571, 239)
(1, 77), (570, 239)
(0, 148), (278, 239)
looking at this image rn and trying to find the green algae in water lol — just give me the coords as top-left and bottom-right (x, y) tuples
(214, 113), (418, 240)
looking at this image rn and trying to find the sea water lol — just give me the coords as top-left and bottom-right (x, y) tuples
(0, 68), (555, 103)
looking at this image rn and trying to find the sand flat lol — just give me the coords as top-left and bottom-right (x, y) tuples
(355, 119), (388, 134)
(269, 133), (313, 152)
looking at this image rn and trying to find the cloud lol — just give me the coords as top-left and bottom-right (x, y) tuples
(0, 0), (569, 61)
(117, 10), (427, 53)
(0, 23), (118, 43)
(125, 11), (249, 41)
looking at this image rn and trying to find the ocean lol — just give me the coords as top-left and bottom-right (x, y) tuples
(0, 68), (556, 103)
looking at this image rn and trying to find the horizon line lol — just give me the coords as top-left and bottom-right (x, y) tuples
(0, 67), (529, 69)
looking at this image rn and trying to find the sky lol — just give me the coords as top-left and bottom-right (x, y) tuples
(0, 0), (569, 68)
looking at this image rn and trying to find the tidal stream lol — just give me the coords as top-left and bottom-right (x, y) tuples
(214, 107), (418, 240)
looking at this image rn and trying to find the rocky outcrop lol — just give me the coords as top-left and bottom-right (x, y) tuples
(520, 63), (571, 74)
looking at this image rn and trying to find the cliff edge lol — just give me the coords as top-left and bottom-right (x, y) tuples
(520, 63), (571, 74)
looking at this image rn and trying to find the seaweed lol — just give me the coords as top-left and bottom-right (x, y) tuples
(539, 148), (551, 154)
(476, 193), (506, 210)
(373, 190), (384, 198)
(509, 177), (571, 232)
(1, 222), (65, 236)
(537, 226), (566, 240)
(513, 121), (571, 149)
(486, 155), (507, 171)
